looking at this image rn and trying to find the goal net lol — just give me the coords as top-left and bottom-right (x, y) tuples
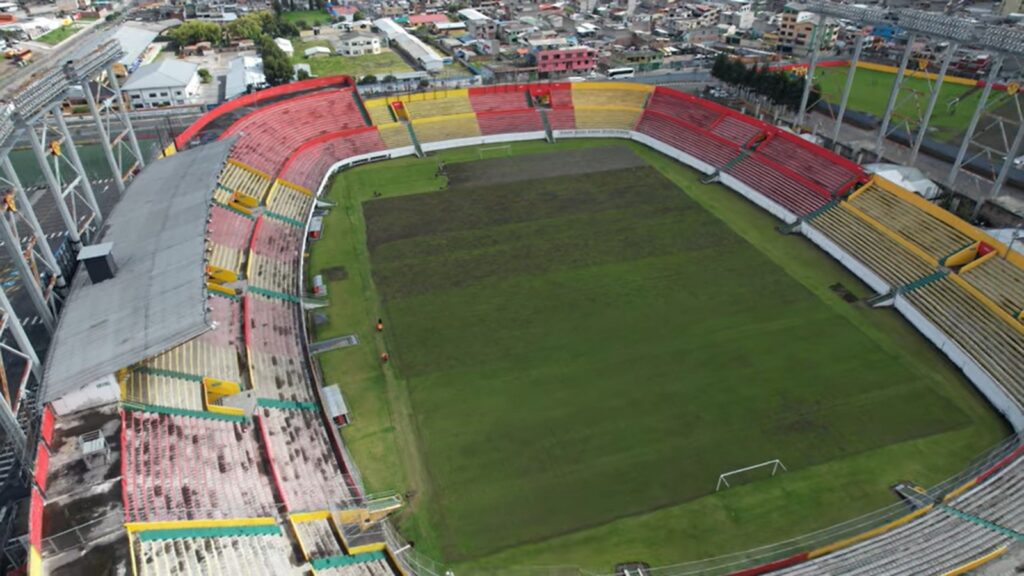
(717, 459), (788, 492)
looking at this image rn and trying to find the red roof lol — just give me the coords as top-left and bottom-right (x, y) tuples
(409, 13), (449, 24)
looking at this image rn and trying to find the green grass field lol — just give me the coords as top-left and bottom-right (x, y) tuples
(815, 66), (982, 143)
(308, 140), (1007, 572)
(290, 39), (413, 78)
(36, 25), (81, 46)
(280, 9), (334, 27)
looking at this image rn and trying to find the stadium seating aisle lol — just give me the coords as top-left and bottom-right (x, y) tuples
(122, 370), (204, 412)
(292, 515), (346, 560)
(218, 161), (272, 204)
(904, 277), (1024, 399)
(960, 256), (1024, 318)
(808, 204), (937, 288)
(122, 409), (278, 522)
(258, 406), (354, 512)
(131, 528), (303, 575)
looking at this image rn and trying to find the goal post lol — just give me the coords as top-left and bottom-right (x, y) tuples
(478, 144), (511, 159)
(716, 459), (788, 492)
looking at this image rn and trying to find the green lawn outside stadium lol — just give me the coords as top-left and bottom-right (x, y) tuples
(814, 66), (984, 143)
(307, 139), (1007, 572)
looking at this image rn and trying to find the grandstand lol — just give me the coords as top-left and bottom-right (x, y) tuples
(23, 77), (1024, 576)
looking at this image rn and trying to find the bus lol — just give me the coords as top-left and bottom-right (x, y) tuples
(606, 67), (635, 79)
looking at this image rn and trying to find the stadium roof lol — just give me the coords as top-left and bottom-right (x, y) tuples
(42, 139), (234, 402)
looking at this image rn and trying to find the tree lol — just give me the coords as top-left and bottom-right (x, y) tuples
(382, 74), (397, 83)
(167, 21), (222, 47)
(353, 11), (365, 21)
(258, 34), (294, 86)
(272, 0), (282, 16)
(297, 68), (311, 80)
(358, 74), (378, 84)
(198, 68), (212, 83)
(226, 13), (263, 41)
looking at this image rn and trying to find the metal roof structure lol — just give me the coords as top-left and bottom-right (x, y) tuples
(121, 58), (199, 91)
(41, 138), (235, 402)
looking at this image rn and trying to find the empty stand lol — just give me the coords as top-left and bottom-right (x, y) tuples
(411, 113), (481, 143)
(571, 83), (651, 109)
(573, 106), (643, 131)
(132, 526), (301, 575)
(544, 108), (576, 131)
(469, 87), (530, 112)
(123, 409), (278, 522)
(281, 128), (387, 191)
(218, 161), (272, 205)
(645, 88), (723, 128)
(808, 204), (936, 288)
(710, 115), (763, 147)
(249, 254), (301, 297)
(726, 155), (830, 216)
(249, 351), (314, 403)
(756, 133), (860, 194)
(267, 181), (314, 223)
(224, 90), (368, 176)
(197, 294), (243, 350)
(377, 123), (413, 149)
(476, 109), (544, 136)
(363, 97), (397, 125)
(905, 277), (1024, 399)
(247, 295), (302, 358)
(251, 216), (304, 264)
(143, 339), (243, 384)
(961, 256), (1024, 318)
(316, 556), (397, 576)
(849, 183), (974, 261)
(293, 515), (345, 560)
(399, 90), (473, 119)
(122, 370), (204, 412)
(258, 406), (353, 512)
(635, 111), (739, 169)
(777, 508), (1009, 575)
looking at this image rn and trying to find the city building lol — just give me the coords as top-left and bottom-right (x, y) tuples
(536, 46), (597, 75)
(121, 59), (200, 108)
(224, 55), (265, 100)
(374, 17), (446, 71)
(336, 32), (381, 56)
(776, 5), (838, 54)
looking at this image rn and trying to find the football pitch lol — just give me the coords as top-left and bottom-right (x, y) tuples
(308, 140), (1007, 571)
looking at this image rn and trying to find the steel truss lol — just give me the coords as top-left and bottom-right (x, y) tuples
(800, 2), (1024, 211)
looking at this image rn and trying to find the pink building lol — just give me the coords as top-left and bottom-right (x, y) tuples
(536, 47), (597, 75)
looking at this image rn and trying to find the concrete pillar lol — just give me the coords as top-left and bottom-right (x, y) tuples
(831, 34), (865, 149)
(910, 44), (957, 164)
(795, 15), (824, 129)
(875, 34), (916, 161)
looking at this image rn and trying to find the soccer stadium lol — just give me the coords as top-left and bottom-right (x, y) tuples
(5, 8), (1024, 576)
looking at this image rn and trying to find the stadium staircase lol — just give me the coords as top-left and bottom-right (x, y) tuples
(405, 123), (424, 157)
